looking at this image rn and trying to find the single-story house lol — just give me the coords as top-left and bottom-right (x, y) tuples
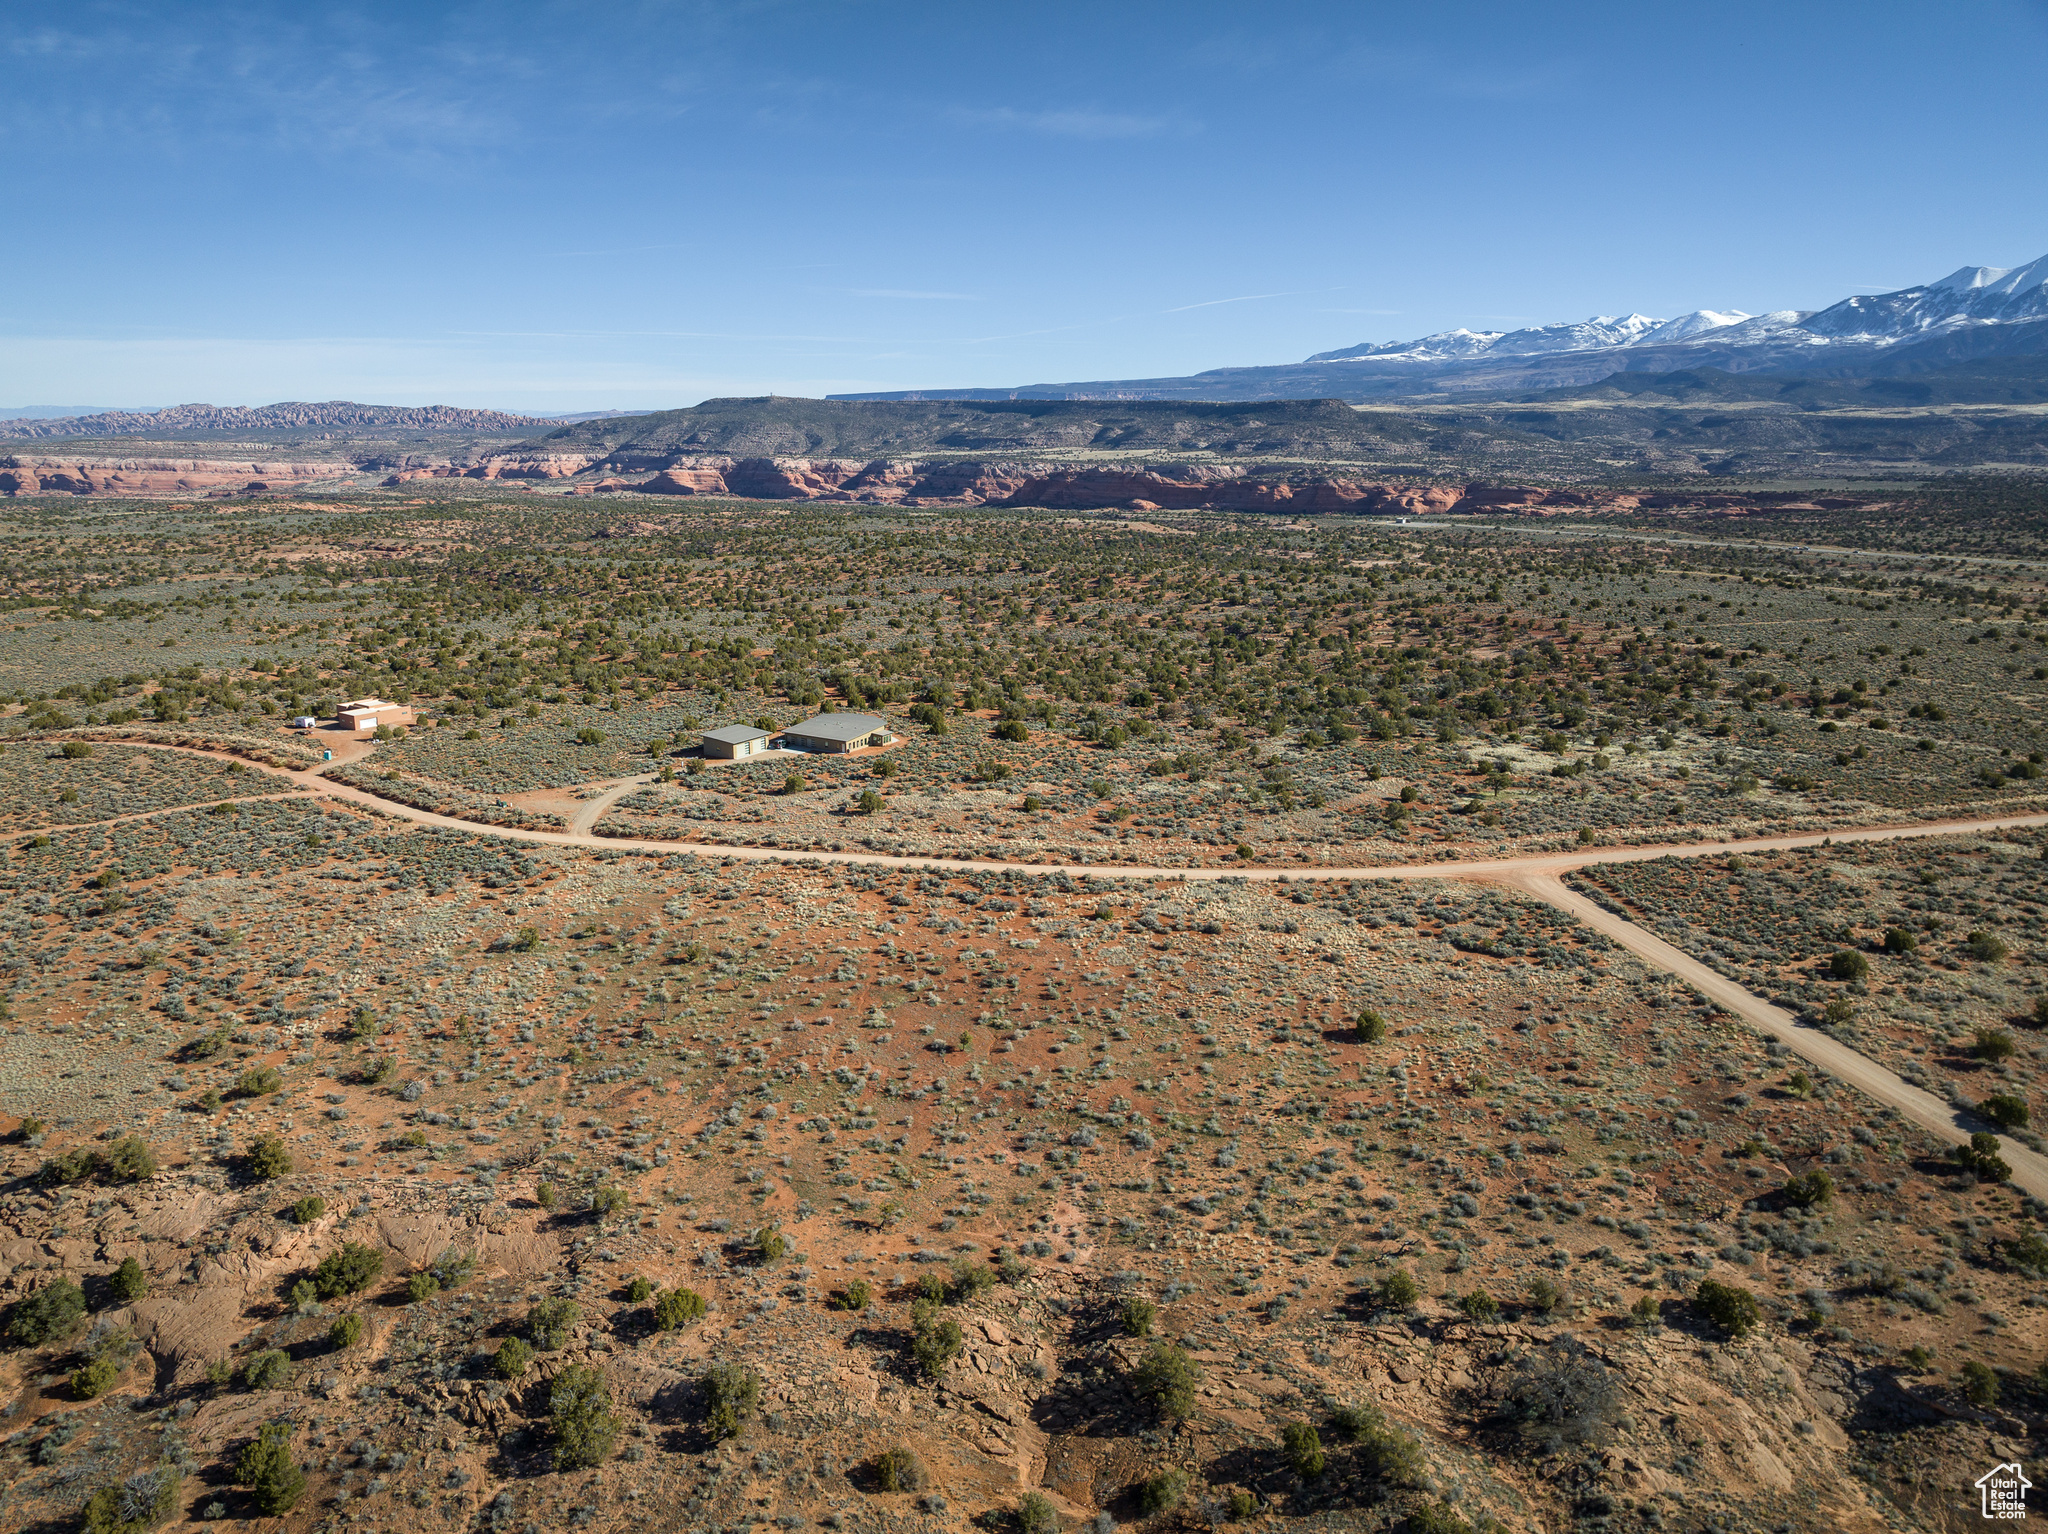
(701, 724), (776, 759)
(780, 711), (893, 754)
(338, 697), (416, 733)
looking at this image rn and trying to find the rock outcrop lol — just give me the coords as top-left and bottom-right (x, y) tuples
(380, 453), (598, 486)
(0, 456), (356, 497)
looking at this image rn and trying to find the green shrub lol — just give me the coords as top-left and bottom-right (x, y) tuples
(1782, 1170), (1834, 1208)
(654, 1287), (706, 1330)
(1330, 1403), (1374, 1441)
(428, 1247), (477, 1290)
(406, 1272), (440, 1303)
(1629, 1293), (1663, 1330)
(246, 1136), (293, 1181)
(1281, 1421), (1326, 1478)
(950, 1255), (995, 1301)
(61, 741), (94, 759)
(551, 1364), (618, 1470)
(80, 1466), (178, 1533)
(1226, 1490), (1260, 1520)
(72, 1355), (119, 1399)
(103, 1136), (157, 1182)
(626, 1277), (653, 1303)
(997, 1251), (1028, 1284)
(1980, 1094), (2032, 1129)
(289, 1196), (327, 1225)
(1120, 1295), (1157, 1337)
(1376, 1268), (1421, 1311)
(241, 1349), (293, 1391)
(754, 1225), (787, 1264)
(5, 1277), (85, 1345)
(1881, 926), (1917, 954)
(329, 1314), (363, 1349)
(589, 1184), (628, 1217)
(1694, 1279), (1762, 1338)
(1457, 1289), (1500, 1322)
(1954, 1132), (2014, 1182)
(1975, 1028), (2019, 1062)
(494, 1336), (534, 1378)
(703, 1360), (761, 1440)
(1963, 1360), (2001, 1407)
(837, 1278), (874, 1312)
(528, 1297), (581, 1349)
(37, 1145), (101, 1186)
(912, 1314), (964, 1378)
(1016, 1490), (1058, 1533)
(235, 1423), (306, 1515)
(535, 1179), (558, 1211)
(1526, 1276), (1564, 1316)
(1828, 949), (1868, 981)
(1131, 1342), (1201, 1420)
(873, 1444), (928, 1492)
(236, 1067), (282, 1096)
(1140, 1467), (1190, 1511)
(109, 1257), (148, 1305)
(1970, 931), (2012, 963)
(1354, 1008), (1388, 1043)
(312, 1243), (384, 1299)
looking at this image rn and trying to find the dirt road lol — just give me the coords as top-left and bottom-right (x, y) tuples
(1507, 872), (2048, 1198)
(32, 737), (2048, 1196)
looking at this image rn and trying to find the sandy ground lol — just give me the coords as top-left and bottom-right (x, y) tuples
(25, 735), (2048, 1199)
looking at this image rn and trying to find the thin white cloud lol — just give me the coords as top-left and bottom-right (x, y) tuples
(1163, 292), (1297, 313)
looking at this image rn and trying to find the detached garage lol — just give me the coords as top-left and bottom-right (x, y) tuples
(701, 724), (775, 759)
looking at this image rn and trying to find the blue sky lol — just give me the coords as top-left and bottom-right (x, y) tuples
(5, 0), (2047, 412)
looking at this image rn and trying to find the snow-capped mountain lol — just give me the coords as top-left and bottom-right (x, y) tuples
(1309, 313), (1674, 364)
(1799, 256), (2048, 341)
(832, 255), (2048, 403)
(1310, 256), (2048, 369)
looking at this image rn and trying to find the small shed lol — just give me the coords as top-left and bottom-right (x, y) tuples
(780, 711), (891, 754)
(702, 724), (775, 760)
(289, 715), (318, 730)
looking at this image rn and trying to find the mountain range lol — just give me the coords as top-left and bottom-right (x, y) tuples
(834, 255), (2048, 403)
(0, 402), (648, 439)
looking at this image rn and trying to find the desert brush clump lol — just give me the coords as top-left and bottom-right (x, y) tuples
(528, 1297), (581, 1349)
(311, 1242), (384, 1299)
(550, 1364), (619, 1470)
(702, 1359), (762, 1440)
(1130, 1341), (1201, 1420)
(234, 1422), (307, 1514)
(80, 1466), (179, 1534)
(655, 1286), (708, 1329)
(871, 1444), (929, 1492)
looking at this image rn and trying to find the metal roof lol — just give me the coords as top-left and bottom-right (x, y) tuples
(702, 724), (774, 745)
(780, 711), (887, 743)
